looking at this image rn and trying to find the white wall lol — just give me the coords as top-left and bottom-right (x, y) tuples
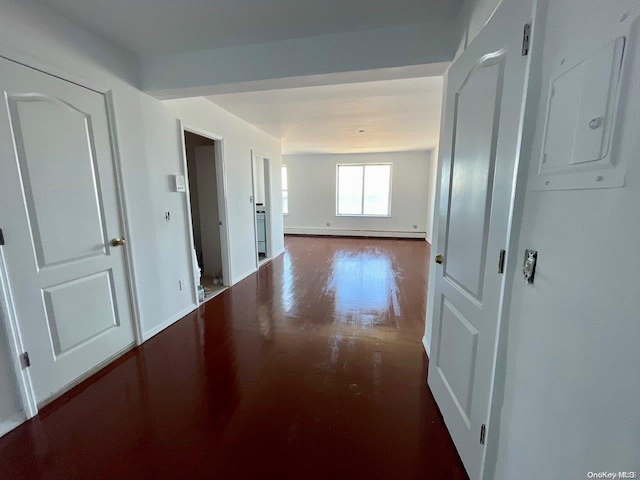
(0, 0), (283, 435)
(454, 0), (503, 58)
(488, 1), (640, 478)
(163, 98), (284, 283)
(142, 23), (461, 98)
(282, 151), (431, 237)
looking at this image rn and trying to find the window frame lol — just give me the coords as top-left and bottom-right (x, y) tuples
(281, 164), (289, 216)
(335, 163), (393, 218)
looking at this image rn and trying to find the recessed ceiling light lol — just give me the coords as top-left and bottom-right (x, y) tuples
(358, 129), (365, 133)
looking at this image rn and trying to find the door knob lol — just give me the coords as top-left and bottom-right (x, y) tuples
(435, 254), (443, 264)
(110, 237), (126, 247)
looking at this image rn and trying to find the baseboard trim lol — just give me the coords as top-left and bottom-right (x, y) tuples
(142, 303), (199, 342)
(422, 335), (431, 359)
(273, 248), (285, 258)
(0, 412), (26, 438)
(284, 227), (426, 239)
(232, 267), (257, 286)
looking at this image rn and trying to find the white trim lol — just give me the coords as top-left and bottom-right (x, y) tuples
(0, 49), (111, 95)
(258, 247), (285, 268)
(258, 257), (273, 268)
(0, 248), (37, 418)
(141, 303), (198, 342)
(180, 123), (233, 296)
(422, 335), (431, 358)
(37, 342), (136, 410)
(0, 58), (141, 422)
(105, 91), (144, 347)
(178, 121), (200, 308)
(0, 412), (27, 438)
(199, 286), (228, 305)
(284, 227), (426, 239)
(251, 151), (274, 268)
(232, 267), (258, 286)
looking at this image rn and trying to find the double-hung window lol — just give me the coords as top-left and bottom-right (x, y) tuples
(336, 164), (392, 216)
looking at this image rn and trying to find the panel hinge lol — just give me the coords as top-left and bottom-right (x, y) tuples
(21, 352), (31, 368)
(498, 249), (506, 274)
(522, 23), (531, 56)
(480, 424), (486, 444)
(0, 228), (4, 246)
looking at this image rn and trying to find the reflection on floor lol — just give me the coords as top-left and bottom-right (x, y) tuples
(200, 275), (226, 303)
(0, 236), (469, 480)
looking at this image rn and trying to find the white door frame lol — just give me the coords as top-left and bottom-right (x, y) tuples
(0, 55), (143, 424)
(179, 123), (232, 301)
(250, 151), (273, 269)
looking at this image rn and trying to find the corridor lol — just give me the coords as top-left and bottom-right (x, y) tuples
(0, 236), (467, 479)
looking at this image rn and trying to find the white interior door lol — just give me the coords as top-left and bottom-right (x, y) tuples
(428, 0), (535, 478)
(0, 58), (135, 404)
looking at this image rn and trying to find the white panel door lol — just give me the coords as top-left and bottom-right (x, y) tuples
(0, 58), (135, 404)
(428, 0), (535, 478)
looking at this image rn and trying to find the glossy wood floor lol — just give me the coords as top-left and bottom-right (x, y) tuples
(0, 236), (468, 479)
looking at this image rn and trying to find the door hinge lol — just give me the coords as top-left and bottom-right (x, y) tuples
(522, 23), (531, 56)
(21, 352), (31, 368)
(480, 424), (486, 444)
(0, 228), (4, 246)
(498, 249), (506, 274)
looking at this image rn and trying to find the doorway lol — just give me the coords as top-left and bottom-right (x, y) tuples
(183, 130), (230, 303)
(251, 152), (272, 268)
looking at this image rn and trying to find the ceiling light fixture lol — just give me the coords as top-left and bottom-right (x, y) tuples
(358, 129), (365, 133)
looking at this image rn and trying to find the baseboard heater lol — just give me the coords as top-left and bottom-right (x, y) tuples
(284, 228), (426, 239)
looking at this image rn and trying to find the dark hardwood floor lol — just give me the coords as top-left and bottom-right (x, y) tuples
(0, 236), (468, 479)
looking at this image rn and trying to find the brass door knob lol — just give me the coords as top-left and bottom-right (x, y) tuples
(110, 237), (126, 247)
(435, 254), (443, 264)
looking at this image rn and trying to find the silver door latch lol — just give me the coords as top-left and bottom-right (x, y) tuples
(523, 249), (537, 284)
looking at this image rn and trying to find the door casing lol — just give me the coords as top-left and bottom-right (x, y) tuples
(251, 151), (273, 269)
(0, 53), (143, 422)
(179, 123), (232, 297)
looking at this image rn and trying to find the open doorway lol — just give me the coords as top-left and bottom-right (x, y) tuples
(251, 152), (272, 268)
(183, 130), (230, 303)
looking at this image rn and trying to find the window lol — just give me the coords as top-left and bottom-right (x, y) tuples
(281, 165), (289, 215)
(336, 164), (391, 216)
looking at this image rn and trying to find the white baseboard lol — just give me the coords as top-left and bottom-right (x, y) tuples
(422, 335), (431, 358)
(273, 248), (285, 258)
(284, 227), (426, 239)
(0, 412), (26, 438)
(142, 303), (198, 342)
(232, 267), (257, 286)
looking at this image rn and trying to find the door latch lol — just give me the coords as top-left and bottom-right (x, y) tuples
(523, 249), (537, 284)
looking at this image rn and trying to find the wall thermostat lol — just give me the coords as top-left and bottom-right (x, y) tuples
(173, 175), (186, 192)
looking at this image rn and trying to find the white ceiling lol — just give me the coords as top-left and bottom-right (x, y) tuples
(208, 77), (443, 155)
(38, 0), (463, 55)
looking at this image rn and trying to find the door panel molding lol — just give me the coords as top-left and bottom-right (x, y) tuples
(0, 55), (142, 422)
